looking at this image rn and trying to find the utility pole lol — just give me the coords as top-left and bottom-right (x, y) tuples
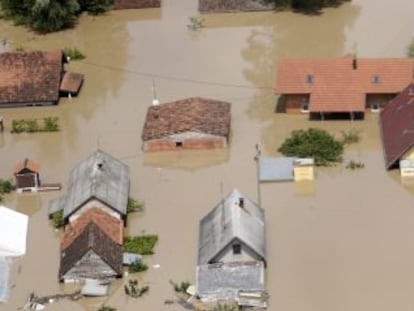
(254, 144), (262, 207)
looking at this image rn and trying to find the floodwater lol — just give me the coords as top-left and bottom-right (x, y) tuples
(1, 0), (414, 310)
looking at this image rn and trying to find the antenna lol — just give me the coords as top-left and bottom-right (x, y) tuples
(152, 79), (160, 106)
(97, 136), (100, 150)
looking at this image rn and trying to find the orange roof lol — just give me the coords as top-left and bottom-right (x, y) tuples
(59, 71), (84, 94)
(14, 158), (40, 174)
(61, 207), (123, 251)
(276, 56), (414, 112)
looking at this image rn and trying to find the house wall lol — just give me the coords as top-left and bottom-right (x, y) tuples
(293, 166), (314, 181)
(211, 239), (263, 264)
(365, 94), (397, 110)
(62, 250), (118, 281)
(15, 173), (39, 189)
(143, 132), (227, 152)
(68, 199), (121, 223)
(284, 94), (310, 114)
(0, 101), (56, 108)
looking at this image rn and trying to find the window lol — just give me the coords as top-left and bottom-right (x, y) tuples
(175, 141), (183, 147)
(301, 101), (310, 113)
(372, 75), (381, 84)
(371, 103), (380, 112)
(232, 244), (241, 255)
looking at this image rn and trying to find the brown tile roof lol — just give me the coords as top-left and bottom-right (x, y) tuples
(276, 56), (414, 112)
(59, 222), (123, 280)
(379, 83), (414, 169)
(0, 50), (63, 104)
(142, 97), (231, 141)
(113, 0), (161, 9)
(60, 72), (84, 95)
(61, 207), (124, 251)
(14, 158), (40, 174)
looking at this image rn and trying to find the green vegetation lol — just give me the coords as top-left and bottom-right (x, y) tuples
(128, 259), (148, 273)
(270, 0), (350, 12)
(11, 117), (60, 134)
(123, 235), (158, 255)
(51, 210), (64, 228)
(124, 279), (149, 298)
(0, 179), (15, 202)
(127, 197), (144, 213)
(63, 47), (86, 61)
(278, 128), (343, 166)
(97, 305), (117, 311)
(345, 160), (365, 170)
(341, 129), (361, 145)
(0, 0), (113, 33)
(407, 38), (414, 57)
(170, 280), (190, 294)
(213, 302), (239, 311)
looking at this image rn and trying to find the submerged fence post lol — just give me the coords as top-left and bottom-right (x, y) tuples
(0, 116), (3, 132)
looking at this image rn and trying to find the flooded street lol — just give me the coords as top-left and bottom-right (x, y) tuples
(2, 0), (414, 310)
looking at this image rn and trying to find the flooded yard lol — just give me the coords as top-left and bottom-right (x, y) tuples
(2, 0), (414, 310)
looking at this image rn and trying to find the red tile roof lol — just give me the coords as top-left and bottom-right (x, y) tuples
(60, 72), (84, 95)
(61, 207), (123, 251)
(379, 82), (414, 169)
(276, 56), (414, 112)
(142, 97), (231, 141)
(14, 158), (40, 174)
(113, 0), (161, 9)
(0, 50), (63, 104)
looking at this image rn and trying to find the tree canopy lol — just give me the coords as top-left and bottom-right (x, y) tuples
(278, 128), (343, 166)
(271, 0), (350, 12)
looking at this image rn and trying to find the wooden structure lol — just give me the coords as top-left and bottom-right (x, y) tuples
(275, 56), (414, 118)
(293, 158), (315, 181)
(142, 97), (231, 152)
(0, 50), (83, 107)
(14, 159), (40, 192)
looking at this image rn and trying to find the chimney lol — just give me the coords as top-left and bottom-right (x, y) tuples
(238, 197), (244, 208)
(352, 55), (358, 70)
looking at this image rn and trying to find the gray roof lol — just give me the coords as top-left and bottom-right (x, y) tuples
(50, 150), (130, 219)
(198, 189), (265, 265)
(196, 261), (266, 306)
(259, 156), (296, 182)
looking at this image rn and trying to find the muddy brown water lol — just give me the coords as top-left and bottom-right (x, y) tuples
(2, 0), (414, 310)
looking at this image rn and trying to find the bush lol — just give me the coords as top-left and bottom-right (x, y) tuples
(51, 210), (64, 228)
(0, 179), (15, 193)
(170, 280), (190, 294)
(43, 117), (60, 132)
(124, 279), (149, 298)
(341, 129), (361, 144)
(25, 119), (39, 133)
(97, 305), (117, 311)
(78, 0), (113, 15)
(128, 259), (148, 273)
(11, 118), (60, 133)
(214, 302), (238, 311)
(11, 119), (26, 133)
(123, 235), (158, 255)
(345, 160), (365, 170)
(127, 197), (144, 213)
(278, 128), (343, 166)
(63, 47), (86, 61)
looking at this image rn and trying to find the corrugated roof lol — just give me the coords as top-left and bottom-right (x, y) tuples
(142, 97), (231, 141)
(379, 82), (414, 169)
(50, 150), (130, 220)
(0, 50), (63, 104)
(276, 56), (414, 112)
(198, 189), (265, 265)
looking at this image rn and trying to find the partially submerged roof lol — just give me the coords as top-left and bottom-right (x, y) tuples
(0, 206), (29, 257)
(61, 207), (124, 251)
(113, 0), (161, 9)
(379, 82), (414, 169)
(14, 158), (40, 174)
(59, 222), (123, 280)
(0, 50), (63, 104)
(142, 97), (231, 141)
(60, 72), (84, 95)
(198, 189), (265, 265)
(196, 261), (266, 307)
(259, 157), (296, 182)
(276, 56), (414, 112)
(50, 150), (130, 219)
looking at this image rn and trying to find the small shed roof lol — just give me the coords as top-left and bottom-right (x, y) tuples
(0, 50), (63, 104)
(59, 222), (123, 280)
(0, 206), (28, 257)
(196, 261), (266, 306)
(60, 72), (84, 94)
(50, 150), (130, 220)
(198, 189), (265, 265)
(259, 157), (296, 182)
(380, 83), (414, 169)
(142, 97), (231, 141)
(14, 158), (40, 174)
(61, 207), (124, 251)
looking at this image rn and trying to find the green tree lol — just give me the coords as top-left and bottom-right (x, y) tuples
(78, 0), (113, 15)
(278, 128), (343, 166)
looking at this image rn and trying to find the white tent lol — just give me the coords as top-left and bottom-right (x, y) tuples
(0, 206), (29, 257)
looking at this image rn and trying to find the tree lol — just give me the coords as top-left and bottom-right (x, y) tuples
(78, 0), (113, 15)
(278, 128), (343, 166)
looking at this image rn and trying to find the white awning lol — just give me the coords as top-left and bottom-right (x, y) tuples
(0, 206), (29, 257)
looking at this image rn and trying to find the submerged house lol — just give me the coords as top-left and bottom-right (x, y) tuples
(14, 158), (40, 192)
(196, 189), (267, 307)
(142, 97), (231, 152)
(48, 150), (130, 224)
(198, 0), (275, 13)
(113, 0), (161, 9)
(275, 56), (414, 118)
(0, 50), (83, 108)
(379, 82), (414, 172)
(59, 222), (123, 282)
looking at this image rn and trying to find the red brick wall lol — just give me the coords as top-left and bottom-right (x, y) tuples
(285, 94), (310, 114)
(144, 137), (226, 152)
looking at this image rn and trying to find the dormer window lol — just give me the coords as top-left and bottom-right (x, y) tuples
(306, 74), (314, 84)
(232, 244), (241, 255)
(372, 75), (381, 84)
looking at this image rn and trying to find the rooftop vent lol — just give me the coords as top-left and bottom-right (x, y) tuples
(372, 75), (381, 84)
(306, 74), (314, 84)
(352, 56), (357, 70)
(238, 197), (244, 208)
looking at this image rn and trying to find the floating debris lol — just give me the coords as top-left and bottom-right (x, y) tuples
(23, 291), (82, 310)
(187, 16), (204, 31)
